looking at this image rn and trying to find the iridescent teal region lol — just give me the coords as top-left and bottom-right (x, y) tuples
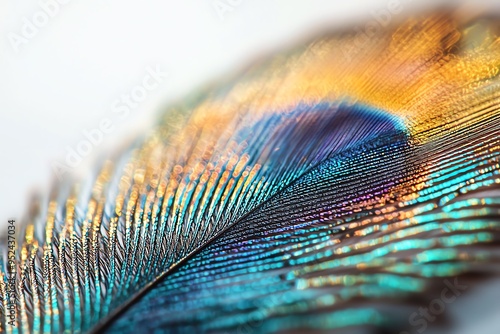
(104, 107), (500, 333)
(0, 102), (407, 334)
(94, 102), (409, 329)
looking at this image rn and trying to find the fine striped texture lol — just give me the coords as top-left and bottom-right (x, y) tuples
(107, 112), (500, 333)
(1, 11), (500, 334)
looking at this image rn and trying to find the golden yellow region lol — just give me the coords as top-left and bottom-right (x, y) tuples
(179, 14), (500, 142)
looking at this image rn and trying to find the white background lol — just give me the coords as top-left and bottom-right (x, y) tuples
(0, 0), (497, 225)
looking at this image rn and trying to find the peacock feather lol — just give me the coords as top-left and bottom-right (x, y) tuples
(1, 10), (500, 334)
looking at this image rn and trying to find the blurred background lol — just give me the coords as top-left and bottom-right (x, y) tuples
(0, 0), (498, 227)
